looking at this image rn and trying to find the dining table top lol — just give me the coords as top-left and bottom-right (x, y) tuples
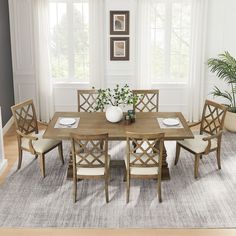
(43, 112), (194, 141)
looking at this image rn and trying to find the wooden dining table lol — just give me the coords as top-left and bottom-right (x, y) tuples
(43, 112), (194, 180)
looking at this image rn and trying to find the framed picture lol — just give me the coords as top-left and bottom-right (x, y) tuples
(110, 37), (129, 61)
(110, 11), (129, 35)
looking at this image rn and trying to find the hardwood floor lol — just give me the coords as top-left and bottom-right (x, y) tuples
(0, 125), (235, 236)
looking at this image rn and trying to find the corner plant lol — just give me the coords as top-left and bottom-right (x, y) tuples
(93, 84), (138, 111)
(207, 51), (236, 113)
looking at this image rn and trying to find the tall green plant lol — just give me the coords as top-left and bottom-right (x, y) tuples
(207, 51), (236, 112)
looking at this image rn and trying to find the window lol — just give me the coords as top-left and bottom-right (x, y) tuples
(151, 0), (192, 83)
(49, 0), (89, 82)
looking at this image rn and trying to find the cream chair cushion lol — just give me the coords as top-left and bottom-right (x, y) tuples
(76, 154), (110, 176)
(177, 134), (218, 154)
(125, 154), (159, 175)
(21, 130), (61, 153)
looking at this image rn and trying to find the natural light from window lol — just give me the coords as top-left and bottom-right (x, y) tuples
(151, 0), (191, 83)
(49, 0), (89, 83)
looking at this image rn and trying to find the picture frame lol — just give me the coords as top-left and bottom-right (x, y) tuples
(110, 11), (129, 35)
(110, 37), (129, 61)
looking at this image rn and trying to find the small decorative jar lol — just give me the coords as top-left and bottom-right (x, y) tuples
(124, 115), (131, 125)
(127, 110), (136, 123)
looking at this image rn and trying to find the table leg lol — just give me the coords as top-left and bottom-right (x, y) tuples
(161, 143), (170, 180)
(154, 141), (170, 180)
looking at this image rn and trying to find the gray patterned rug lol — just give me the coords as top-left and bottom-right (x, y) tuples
(0, 132), (236, 228)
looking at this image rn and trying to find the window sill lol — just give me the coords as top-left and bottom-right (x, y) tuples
(151, 82), (188, 89)
(152, 82), (188, 85)
(53, 81), (90, 88)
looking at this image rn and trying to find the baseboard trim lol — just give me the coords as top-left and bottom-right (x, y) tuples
(3, 117), (14, 136)
(0, 159), (8, 176)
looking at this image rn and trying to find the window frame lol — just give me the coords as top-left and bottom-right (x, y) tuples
(150, 0), (192, 84)
(49, 0), (90, 84)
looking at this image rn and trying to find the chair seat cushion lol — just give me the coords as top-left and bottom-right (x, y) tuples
(177, 134), (218, 154)
(125, 154), (159, 175)
(76, 154), (110, 176)
(21, 130), (61, 153)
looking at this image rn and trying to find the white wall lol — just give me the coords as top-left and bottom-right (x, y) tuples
(205, 0), (236, 103)
(0, 107), (7, 175)
(8, 0), (236, 118)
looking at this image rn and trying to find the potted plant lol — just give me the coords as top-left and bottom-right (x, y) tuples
(207, 51), (236, 131)
(93, 84), (138, 123)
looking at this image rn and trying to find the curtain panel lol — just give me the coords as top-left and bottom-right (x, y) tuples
(188, 0), (209, 122)
(137, 0), (208, 122)
(33, 0), (54, 122)
(33, 0), (105, 121)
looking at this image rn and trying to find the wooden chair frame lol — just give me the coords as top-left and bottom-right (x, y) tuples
(71, 133), (109, 203)
(77, 89), (102, 112)
(175, 100), (227, 178)
(126, 132), (165, 203)
(11, 99), (64, 178)
(133, 89), (159, 112)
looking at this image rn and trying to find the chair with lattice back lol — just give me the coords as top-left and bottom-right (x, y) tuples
(174, 100), (227, 178)
(11, 99), (64, 178)
(77, 89), (102, 112)
(133, 90), (159, 112)
(71, 133), (110, 203)
(125, 132), (165, 203)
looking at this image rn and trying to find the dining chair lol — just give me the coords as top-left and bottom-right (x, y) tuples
(11, 99), (64, 178)
(71, 133), (110, 203)
(77, 89), (102, 112)
(133, 89), (159, 112)
(174, 100), (227, 178)
(125, 132), (165, 203)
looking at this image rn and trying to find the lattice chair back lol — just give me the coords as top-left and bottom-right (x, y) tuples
(11, 99), (38, 135)
(200, 100), (227, 135)
(71, 133), (109, 168)
(77, 89), (102, 112)
(133, 90), (159, 112)
(126, 132), (164, 168)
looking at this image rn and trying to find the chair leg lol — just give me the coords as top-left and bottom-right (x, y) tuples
(194, 154), (200, 179)
(216, 148), (221, 170)
(174, 142), (181, 165)
(105, 173), (109, 203)
(157, 173), (162, 203)
(39, 154), (46, 178)
(58, 143), (64, 165)
(126, 173), (130, 203)
(73, 175), (77, 203)
(17, 148), (23, 170)
(123, 168), (127, 182)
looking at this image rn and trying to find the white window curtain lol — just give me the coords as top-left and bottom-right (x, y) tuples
(89, 0), (105, 88)
(33, 0), (54, 122)
(137, 0), (208, 121)
(136, 0), (152, 89)
(187, 0), (208, 122)
(33, 0), (104, 121)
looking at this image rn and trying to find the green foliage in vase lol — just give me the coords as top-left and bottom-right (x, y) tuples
(207, 51), (236, 113)
(93, 84), (139, 111)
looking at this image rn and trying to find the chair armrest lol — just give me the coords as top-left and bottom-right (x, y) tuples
(188, 121), (201, 128)
(37, 120), (49, 126)
(16, 130), (38, 154)
(202, 131), (223, 141)
(202, 130), (223, 154)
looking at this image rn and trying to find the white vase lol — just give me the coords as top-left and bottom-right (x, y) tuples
(224, 111), (236, 132)
(105, 106), (123, 123)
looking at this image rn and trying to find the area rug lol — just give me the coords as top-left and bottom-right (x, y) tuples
(0, 132), (236, 228)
